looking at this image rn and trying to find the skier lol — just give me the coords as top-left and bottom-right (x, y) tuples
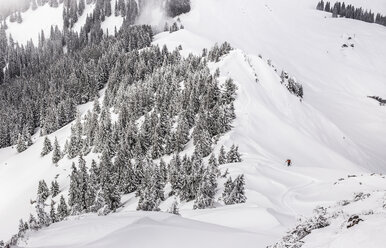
(286, 159), (291, 167)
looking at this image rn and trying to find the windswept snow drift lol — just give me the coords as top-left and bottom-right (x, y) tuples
(18, 212), (276, 248)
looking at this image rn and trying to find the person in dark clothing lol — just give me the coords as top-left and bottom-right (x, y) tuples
(286, 159), (291, 167)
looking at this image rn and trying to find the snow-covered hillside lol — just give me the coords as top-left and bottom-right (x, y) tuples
(5, 3), (64, 45)
(4, 1), (124, 45)
(15, 175), (386, 248)
(17, 211), (273, 248)
(1, 0), (386, 247)
(180, 0), (386, 171)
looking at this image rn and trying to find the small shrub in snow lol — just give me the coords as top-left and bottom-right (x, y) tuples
(353, 192), (370, 202)
(280, 71), (304, 99)
(346, 215), (363, 228)
(269, 207), (329, 248)
(368, 96), (386, 106)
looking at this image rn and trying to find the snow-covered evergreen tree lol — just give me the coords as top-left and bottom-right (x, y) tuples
(223, 175), (246, 205)
(68, 162), (80, 210)
(230, 174), (247, 204)
(226, 144), (242, 163)
(159, 159), (168, 183)
(99, 150), (121, 212)
(35, 200), (50, 227)
(52, 137), (62, 164)
(37, 180), (50, 202)
(28, 214), (40, 230)
(57, 195), (69, 221)
(50, 180), (60, 197)
(218, 145), (227, 165)
(16, 133), (27, 153)
(137, 186), (161, 212)
(41, 136), (53, 156)
(193, 168), (217, 209)
(67, 117), (83, 159)
(77, 155), (92, 211)
(18, 219), (28, 234)
(208, 153), (220, 177)
(91, 188), (107, 214)
(50, 200), (58, 223)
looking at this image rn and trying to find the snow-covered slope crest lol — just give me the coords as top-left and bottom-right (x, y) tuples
(17, 211), (274, 248)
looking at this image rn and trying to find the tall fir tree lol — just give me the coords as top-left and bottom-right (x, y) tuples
(226, 144), (242, 163)
(41, 136), (53, 156)
(37, 180), (50, 202)
(218, 145), (227, 165)
(57, 195), (69, 221)
(50, 200), (58, 223)
(50, 180), (60, 197)
(52, 137), (62, 164)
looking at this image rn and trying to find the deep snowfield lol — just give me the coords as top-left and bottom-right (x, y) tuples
(1, 0), (386, 247)
(17, 212), (273, 248)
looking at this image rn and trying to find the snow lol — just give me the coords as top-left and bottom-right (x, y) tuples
(1, 0), (386, 246)
(18, 212), (276, 248)
(101, 0), (124, 36)
(4, 1), (96, 45)
(5, 3), (63, 45)
(301, 179), (386, 248)
(304, 215), (386, 248)
(179, 0), (386, 172)
(72, 3), (96, 34)
(5, 1), (109, 44)
(0, 100), (96, 241)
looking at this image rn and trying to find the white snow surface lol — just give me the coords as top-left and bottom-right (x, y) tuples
(18, 211), (275, 248)
(301, 175), (386, 248)
(5, 3), (63, 45)
(1, 0), (386, 246)
(5, 1), (96, 45)
(100, 0), (124, 36)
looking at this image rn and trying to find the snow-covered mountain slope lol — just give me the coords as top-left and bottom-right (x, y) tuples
(0, 101), (97, 241)
(17, 211), (274, 248)
(180, 0), (386, 172)
(1, 0), (386, 246)
(5, 3), (63, 45)
(271, 174), (386, 248)
(18, 175), (386, 248)
(4, 1), (123, 45)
